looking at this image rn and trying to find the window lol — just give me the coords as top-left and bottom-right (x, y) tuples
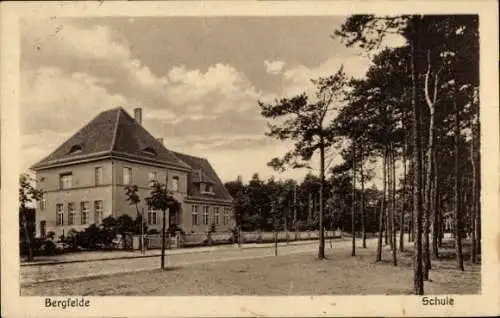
(40, 193), (47, 210)
(95, 167), (103, 185)
(201, 183), (214, 194)
(80, 201), (89, 225)
(148, 172), (158, 186)
(172, 176), (179, 191)
(123, 167), (132, 185)
(56, 204), (64, 226)
(40, 221), (46, 238)
(203, 206), (209, 225)
(67, 202), (75, 225)
(59, 173), (72, 189)
(148, 208), (158, 225)
(68, 144), (82, 154)
(142, 147), (157, 156)
(214, 207), (220, 225)
(94, 200), (103, 224)
(224, 208), (230, 225)
(191, 205), (198, 225)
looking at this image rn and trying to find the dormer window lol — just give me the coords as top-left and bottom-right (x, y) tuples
(142, 147), (157, 156)
(68, 144), (82, 155)
(200, 182), (215, 195)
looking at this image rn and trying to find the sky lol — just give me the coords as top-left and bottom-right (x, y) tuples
(20, 16), (400, 185)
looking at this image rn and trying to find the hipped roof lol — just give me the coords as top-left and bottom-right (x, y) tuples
(31, 107), (191, 170)
(31, 107), (232, 203)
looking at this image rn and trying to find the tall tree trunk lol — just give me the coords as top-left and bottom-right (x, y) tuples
(318, 141), (326, 259)
(400, 134), (407, 252)
(423, 49), (439, 281)
(329, 191), (335, 248)
(376, 199), (384, 261)
(454, 89), (464, 271)
(308, 191), (313, 225)
(284, 203), (289, 244)
(388, 144), (394, 252)
(330, 216), (334, 248)
(384, 189), (389, 246)
(387, 144), (396, 263)
(294, 184), (298, 240)
(438, 204), (443, 248)
(432, 149), (440, 259)
(408, 158), (414, 243)
(387, 144), (393, 252)
(351, 140), (356, 257)
(423, 162), (433, 281)
(463, 182), (470, 241)
(376, 148), (388, 261)
(390, 144), (397, 266)
(238, 225), (242, 247)
(360, 145), (366, 248)
(317, 193), (321, 217)
(385, 150), (389, 246)
(410, 32), (424, 295)
(437, 201), (443, 248)
(274, 226), (278, 256)
(473, 102), (481, 256)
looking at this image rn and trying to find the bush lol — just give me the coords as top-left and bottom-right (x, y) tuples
(39, 240), (58, 254)
(75, 224), (104, 250)
(20, 238), (63, 257)
(46, 231), (56, 240)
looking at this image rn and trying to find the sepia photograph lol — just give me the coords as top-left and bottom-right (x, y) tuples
(1, 1), (499, 317)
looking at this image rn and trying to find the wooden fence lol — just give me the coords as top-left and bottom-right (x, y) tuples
(131, 229), (342, 250)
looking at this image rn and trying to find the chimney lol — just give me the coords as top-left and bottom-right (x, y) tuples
(134, 107), (142, 125)
(156, 138), (164, 145)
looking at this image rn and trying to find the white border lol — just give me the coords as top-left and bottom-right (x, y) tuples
(1, 1), (499, 317)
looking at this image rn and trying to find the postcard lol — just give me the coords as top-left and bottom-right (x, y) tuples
(1, 1), (499, 317)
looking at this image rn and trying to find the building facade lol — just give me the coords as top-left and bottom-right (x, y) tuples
(32, 107), (234, 238)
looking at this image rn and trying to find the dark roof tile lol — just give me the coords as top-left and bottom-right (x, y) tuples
(31, 108), (119, 169)
(31, 107), (190, 170)
(111, 108), (190, 169)
(31, 107), (232, 203)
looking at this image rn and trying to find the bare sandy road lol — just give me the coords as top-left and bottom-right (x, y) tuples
(21, 239), (364, 285)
